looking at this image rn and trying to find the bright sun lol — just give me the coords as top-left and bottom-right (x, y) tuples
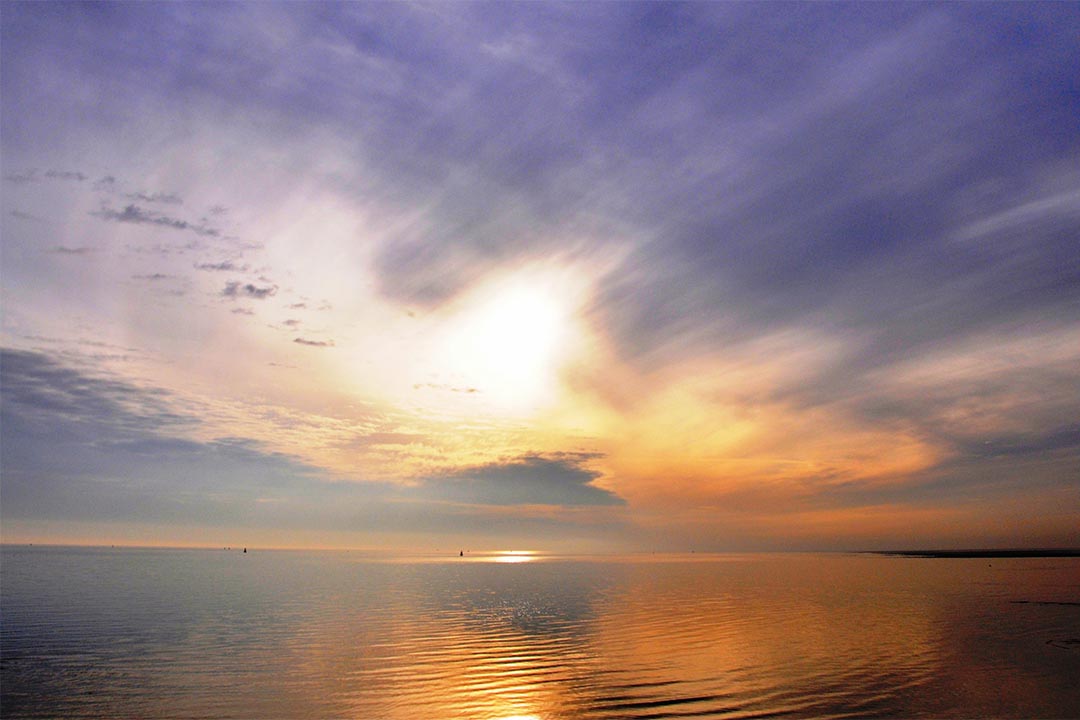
(437, 267), (584, 414)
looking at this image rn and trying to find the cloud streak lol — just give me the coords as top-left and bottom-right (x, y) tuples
(93, 204), (220, 237)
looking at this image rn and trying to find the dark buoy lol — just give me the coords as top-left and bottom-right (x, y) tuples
(243, 547), (247, 554)
(459, 550), (463, 557)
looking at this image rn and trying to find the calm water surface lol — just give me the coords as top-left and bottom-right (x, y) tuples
(2, 547), (1078, 718)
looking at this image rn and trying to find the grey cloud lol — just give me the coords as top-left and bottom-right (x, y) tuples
(959, 426), (1080, 461)
(44, 169), (87, 181)
(0, 348), (350, 526)
(93, 204), (220, 237)
(4, 168), (86, 184)
(11, 210), (43, 222)
(222, 281), (276, 299)
(0, 349), (194, 444)
(49, 246), (94, 255)
(196, 260), (248, 272)
(132, 273), (172, 281)
(5, 170), (39, 184)
(421, 453), (622, 507)
(232, 307), (255, 315)
(293, 338), (333, 347)
(125, 191), (182, 205)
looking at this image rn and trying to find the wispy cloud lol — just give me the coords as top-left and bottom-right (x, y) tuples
(5, 169), (87, 184)
(11, 209), (44, 222)
(5, 170), (39, 184)
(93, 204), (220, 237)
(293, 338), (334, 348)
(196, 260), (248, 272)
(414, 382), (479, 395)
(125, 191), (183, 205)
(45, 169), (87, 181)
(49, 246), (94, 255)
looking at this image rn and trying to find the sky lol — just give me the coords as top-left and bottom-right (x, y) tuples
(2, 2), (1078, 552)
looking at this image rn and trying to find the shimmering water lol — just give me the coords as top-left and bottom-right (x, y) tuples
(2, 547), (1078, 719)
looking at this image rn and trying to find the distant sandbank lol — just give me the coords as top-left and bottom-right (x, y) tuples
(871, 549), (1080, 558)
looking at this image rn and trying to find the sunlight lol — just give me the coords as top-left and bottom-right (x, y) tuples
(435, 266), (588, 415)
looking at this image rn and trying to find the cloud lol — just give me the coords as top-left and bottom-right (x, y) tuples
(131, 273), (173, 281)
(5, 170), (39, 184)
(10, 210), (43, 222)
(93, 204), (220, 237)
(125, 191), (183, 205)
(293, 337), (334, 347)
(196, 260), (248, 272)
(413, 382), (479, 394)
(222, 281), (276, 299)
(421, 453), (623, 507)
(49, 246), (94, 255)
(44, 169), (87, 181)
(0, 350), (624, 542)
(0, 349), (350, 524)
(2, 3), (1077, 549)
(4, 168), (87, 184)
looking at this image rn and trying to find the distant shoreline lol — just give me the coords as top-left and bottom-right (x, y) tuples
(870, 549), (1080, 558)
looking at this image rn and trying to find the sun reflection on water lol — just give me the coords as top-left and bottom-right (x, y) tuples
(492, 551), (538, 564)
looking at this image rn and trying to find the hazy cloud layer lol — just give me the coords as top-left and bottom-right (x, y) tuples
(2, 3), (1077, 549)
(1, 350), (623, 535)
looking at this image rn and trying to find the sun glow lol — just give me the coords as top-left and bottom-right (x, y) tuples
(435, 267), (588, 415)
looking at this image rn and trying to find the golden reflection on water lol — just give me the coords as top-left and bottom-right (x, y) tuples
(317, 554), (1080, 719)
(6, 548), (1078, 719)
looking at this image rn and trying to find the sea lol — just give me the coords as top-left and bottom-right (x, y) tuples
(2, 546), (1078, 719)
